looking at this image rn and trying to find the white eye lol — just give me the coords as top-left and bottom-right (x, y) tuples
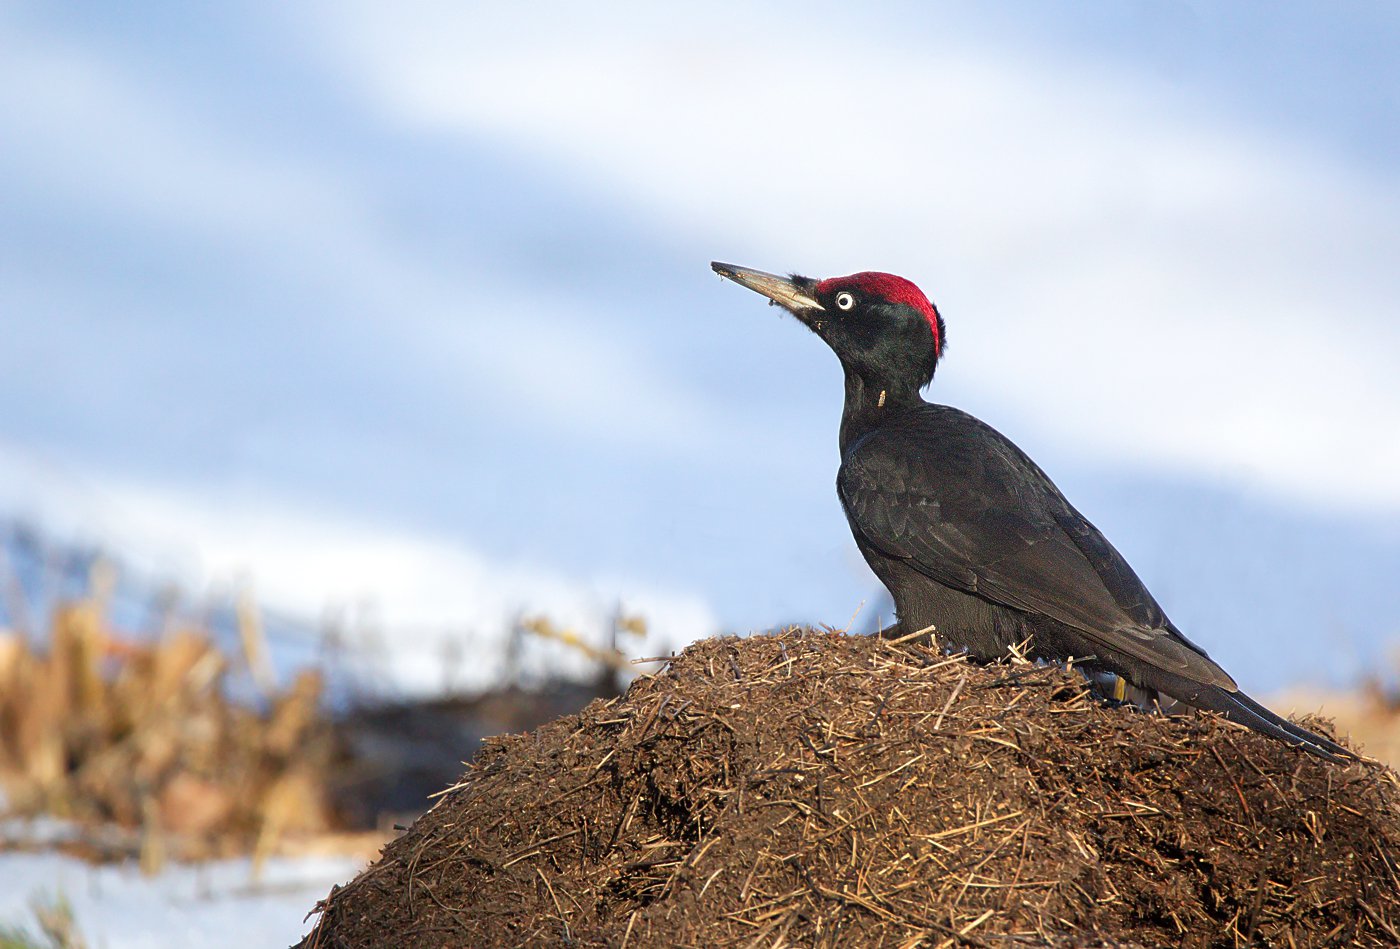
(835, 291), (855, 311)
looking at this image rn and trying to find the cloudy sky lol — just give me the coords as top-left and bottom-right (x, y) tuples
(2, 2), (1397, 692)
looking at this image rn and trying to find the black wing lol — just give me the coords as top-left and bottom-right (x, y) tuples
(837, 404), (1237, 691)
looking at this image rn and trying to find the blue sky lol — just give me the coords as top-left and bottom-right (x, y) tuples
(2, 2), (1398, 693)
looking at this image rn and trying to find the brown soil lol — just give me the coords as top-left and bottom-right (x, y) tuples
(299, 630), (1400, 948)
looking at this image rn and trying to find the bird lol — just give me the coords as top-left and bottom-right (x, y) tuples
(712, 260), (1353, 762)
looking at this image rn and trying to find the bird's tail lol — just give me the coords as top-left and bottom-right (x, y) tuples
(1127, 663), (1357, 763)
(1192, 686), (1356, 763)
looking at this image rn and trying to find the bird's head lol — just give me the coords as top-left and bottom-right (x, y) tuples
(711, 262), (946, 391)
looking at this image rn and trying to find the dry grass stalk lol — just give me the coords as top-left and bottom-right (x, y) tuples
(0, 597), (338, 862)
(522, 616), (636, 673)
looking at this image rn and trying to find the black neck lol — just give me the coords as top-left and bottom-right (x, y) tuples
(838, 367), (925, 453)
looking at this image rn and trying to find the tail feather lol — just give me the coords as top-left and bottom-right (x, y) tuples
(1192, 686), (1356, 763)
(1125, 662), (1356, 763)
(886, 632), (1357, 763)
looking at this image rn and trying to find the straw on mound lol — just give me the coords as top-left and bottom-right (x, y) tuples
(299, 630), (1400, 948)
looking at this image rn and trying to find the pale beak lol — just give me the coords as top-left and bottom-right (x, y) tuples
(711, 262), (824, 313)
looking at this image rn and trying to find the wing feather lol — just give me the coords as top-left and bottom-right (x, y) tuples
(839, 406), (1236, 691)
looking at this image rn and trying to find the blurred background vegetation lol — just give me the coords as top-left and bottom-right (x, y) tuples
(0, 518), (666, 874)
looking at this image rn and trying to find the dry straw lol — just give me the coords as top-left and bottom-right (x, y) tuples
(302, 628), (1400, 949)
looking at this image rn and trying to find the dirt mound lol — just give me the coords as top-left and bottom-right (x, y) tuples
(299, 630), (1400, 948)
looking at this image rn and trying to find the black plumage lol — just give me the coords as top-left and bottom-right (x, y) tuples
(713, 260), (1352, 762)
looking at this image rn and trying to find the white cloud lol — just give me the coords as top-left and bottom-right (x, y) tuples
(299, 1), (1400, 511)
(0, 17), (729, 462)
